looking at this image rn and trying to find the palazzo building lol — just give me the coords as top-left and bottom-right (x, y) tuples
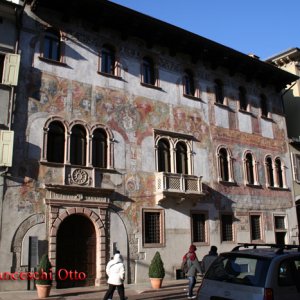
(0, 0), (298, 290)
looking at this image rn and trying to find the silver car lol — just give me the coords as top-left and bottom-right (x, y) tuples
(197, 244), (300, 300)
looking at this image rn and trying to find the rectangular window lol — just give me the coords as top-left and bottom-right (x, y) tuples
(275, 216), (285, 230)
(143, 209), (164, 247)
(44, 33), (60, 61)
(221, 214), (233, 242)
(191, 212), (207, 243)
(274, 216), (286, 245)
(250, 215), (262, 241)
(239, 87), (248, 111)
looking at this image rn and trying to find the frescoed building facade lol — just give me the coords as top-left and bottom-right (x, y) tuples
(0, 0), (298, 290)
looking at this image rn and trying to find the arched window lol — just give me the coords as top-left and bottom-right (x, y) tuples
(157, 139), (170, 172)
(70, 125), (87, 166)
(214, 79), (224, 104)
(219, 148), (229, 182)
(260, 94), (268, 118)
(141, 56), (156, 85)
(265, 156), (274, 187)
(275, 158), (283, 188)
(47, 121), (65, 163)
(43, 28), (61, 61)
(175, 141), (188, 174)
(245, 153), (254, 185)
(183, 70), (195, 96)
(239, 86), (247, 111)
(92, 128), (107, 168)
(100, 45), (115, 75)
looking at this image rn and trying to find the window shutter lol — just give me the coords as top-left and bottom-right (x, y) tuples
(0, 130), (14, 167)
(2, 54), (20, 86)
(291, 153), (300, 182)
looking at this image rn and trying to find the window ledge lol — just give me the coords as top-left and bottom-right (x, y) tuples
(40, 161), (117, 173)
(140, 82), (162, 90)
(214, 102), (227, 108)
(246, 183), (262, 189)
(250, 240), (265, 244)
(40, 160), (64, 167)
(218, 180), (238, 186)
(221, 241), (235, 244)
(38, 56), (68, 67)
(97, 71), (122, 80)
(261, 115), (274, 122)
(214, 102), (235, 112)
(143, 244), (165, 248)
(93, 167), (118, 173)
(192, 242), (209, 246)
(183, 93), (202, 101)
(267, 186), (289, 191)
(238, 109), (253, 116)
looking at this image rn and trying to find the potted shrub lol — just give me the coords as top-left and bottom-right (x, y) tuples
(148, 251), (165, 289)
(35, 254), (52, 298)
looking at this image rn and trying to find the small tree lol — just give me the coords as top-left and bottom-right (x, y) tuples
(36, 254), (53, 285)
(148, 251), (165, 279)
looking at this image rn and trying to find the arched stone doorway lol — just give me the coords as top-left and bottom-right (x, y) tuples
(56, 214), (96, 288)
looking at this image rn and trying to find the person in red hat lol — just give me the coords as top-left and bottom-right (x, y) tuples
(182, 244), (202, 299)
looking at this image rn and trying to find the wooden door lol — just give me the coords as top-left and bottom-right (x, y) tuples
(56, 214), (96, 288)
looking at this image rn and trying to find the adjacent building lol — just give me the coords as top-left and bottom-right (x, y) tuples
(0, 0), (298, 291)
(266, 48), (300, 243)
(0, 0), (22, 287)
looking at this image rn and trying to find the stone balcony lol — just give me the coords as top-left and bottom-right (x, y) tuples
(39, 163), (118, 203)
(155, 172), (204, 204)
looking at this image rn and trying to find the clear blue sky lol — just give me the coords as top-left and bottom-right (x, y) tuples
(109, 0), (299, 60)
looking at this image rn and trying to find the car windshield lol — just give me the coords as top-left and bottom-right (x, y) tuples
(204, 254), (271, 287)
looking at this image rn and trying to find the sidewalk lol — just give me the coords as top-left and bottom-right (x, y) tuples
(0, 279), (193, 300)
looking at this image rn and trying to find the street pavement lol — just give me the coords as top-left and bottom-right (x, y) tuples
(0, 279), (201, 300)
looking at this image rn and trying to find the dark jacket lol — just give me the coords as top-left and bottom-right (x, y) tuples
(201, 251), (218, 273)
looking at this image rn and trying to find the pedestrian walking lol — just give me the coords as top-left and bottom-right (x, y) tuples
(103, 252), (126, 300)
(201, 245), (218, 273)
(182, 244), (202, 299)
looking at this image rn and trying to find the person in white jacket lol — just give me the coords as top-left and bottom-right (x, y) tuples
(103, 252), (126, 300)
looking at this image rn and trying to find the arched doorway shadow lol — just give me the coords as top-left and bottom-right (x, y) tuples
(56, 214), (96, 288)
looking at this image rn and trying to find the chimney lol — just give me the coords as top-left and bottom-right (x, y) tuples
(248, 53), (260, 60)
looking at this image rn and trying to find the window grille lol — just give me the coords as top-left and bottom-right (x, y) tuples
(221, 214), (233, 242)
(192, 213), (206, 243)
(251, 215), (261, 241)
